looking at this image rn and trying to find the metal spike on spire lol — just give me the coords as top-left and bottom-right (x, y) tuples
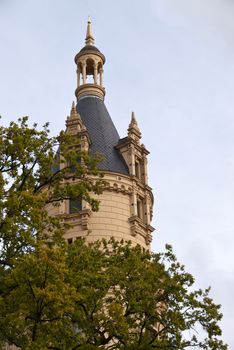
(85, 16), (95, 45)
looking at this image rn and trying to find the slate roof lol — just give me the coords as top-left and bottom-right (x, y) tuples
(79, 45), (100, 53)
(75, 45), (105, 64)
(76, 96), (129, 174)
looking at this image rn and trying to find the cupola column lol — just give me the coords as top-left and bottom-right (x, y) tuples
(94, 62), (98, 84)
(99, 67), (104, 87)
(77, 67), (81, 87)
(82, 62), (87, 84)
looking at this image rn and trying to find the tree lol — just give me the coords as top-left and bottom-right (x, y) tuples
(0, 116), (105, 267)
(0, 239), (227, 349)
(0, 118), (227, 349)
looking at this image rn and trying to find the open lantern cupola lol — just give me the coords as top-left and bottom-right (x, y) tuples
(75, 17), (106, 100)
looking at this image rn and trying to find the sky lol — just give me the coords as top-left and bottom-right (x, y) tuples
(0, 0), (234, 347)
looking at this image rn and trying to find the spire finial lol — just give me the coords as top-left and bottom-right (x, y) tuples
(71, 101), (76, 114)
(128, 111), (141, 142)
(85, 16), (95, 45)
(131, 111), (138, 126)
(69, 101), (80, 120)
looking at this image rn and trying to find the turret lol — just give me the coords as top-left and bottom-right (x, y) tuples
(47, 19), (155, 250)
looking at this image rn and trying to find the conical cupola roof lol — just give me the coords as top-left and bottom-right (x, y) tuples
(77, 97), (129, 174)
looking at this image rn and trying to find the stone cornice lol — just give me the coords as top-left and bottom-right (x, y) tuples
(129, 215), (155, 244)
(116, 138), (150, 156)
(75, 84), (105, 100)
(58, 208), (92, 230)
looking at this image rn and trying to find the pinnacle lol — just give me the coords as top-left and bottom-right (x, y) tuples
(85, 16), (95, 45)
(130, 111), (138, 126)
(71, 100), (76, 110)
(128, 111), (141, 141)
(70, 101), (77, 116)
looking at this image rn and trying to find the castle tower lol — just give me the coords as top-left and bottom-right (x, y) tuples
(49, 18), (154, 249)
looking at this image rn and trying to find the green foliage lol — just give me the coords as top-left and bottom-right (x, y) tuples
(0, 117), (105, 267)
(0, 117), (227, 349)
(0, 240), (227, 349)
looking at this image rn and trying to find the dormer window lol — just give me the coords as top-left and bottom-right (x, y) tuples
(69, 197), (82, 214)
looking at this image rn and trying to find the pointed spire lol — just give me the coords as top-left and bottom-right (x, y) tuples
(68, 101), (82, 122)
(130, 111), (138, 127)
(66, 103), (90, 148)
(71, 100), (76, 112)
(128, 111), (141, 142)
(85, 16), (95, 45)
(66, 102), (87, 136)
(70, 101), (78, 119)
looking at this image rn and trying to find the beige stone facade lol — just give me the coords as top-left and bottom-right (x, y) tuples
(48, 170), (154, 250)
(46, 103), (155, 251)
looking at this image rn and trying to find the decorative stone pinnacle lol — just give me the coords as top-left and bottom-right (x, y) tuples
(66, 102), (87, 135)
(70, 101), (77, 118)
(128, 111), (141, 141)
(85, 16), (95, 45)
(131, 111), (138, 126)
(68, 101), (82, 123)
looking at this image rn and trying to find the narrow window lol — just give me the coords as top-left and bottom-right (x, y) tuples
(135, 159), (142, 180)
(69, 197), (82, 214)
(137, 198), (143, 220)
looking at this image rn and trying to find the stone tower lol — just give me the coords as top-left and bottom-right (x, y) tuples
(47, 18), (154, 249)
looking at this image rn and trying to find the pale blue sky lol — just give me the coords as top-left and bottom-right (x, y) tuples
(1, 0), (234, 347)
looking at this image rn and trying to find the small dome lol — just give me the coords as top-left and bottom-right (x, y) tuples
(75, 44), (106, 64)
(79, 45), (100, 54)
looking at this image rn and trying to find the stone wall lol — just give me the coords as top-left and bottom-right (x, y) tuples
(46, 171), (154, 250)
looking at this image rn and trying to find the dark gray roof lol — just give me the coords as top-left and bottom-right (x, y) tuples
(76, 96), (129, 174)
(79, 45), (100, 53)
